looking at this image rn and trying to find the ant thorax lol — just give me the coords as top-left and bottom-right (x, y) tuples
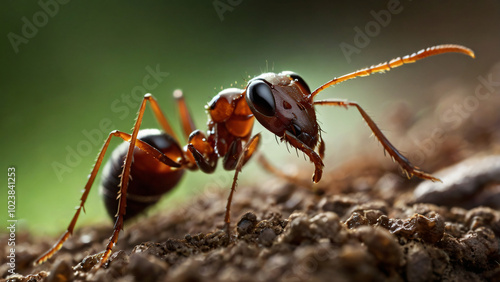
(206, 88), (254, 157)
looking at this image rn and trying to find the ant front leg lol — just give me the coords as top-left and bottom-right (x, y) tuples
(186, 130), (218, 173)
(256, 135), (326, 186)
(223, 134), (261, 235)
(283, 131), (325, 183)
(314, 99), (441, 182)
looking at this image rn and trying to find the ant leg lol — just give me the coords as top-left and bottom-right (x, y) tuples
(283, 131), (324, 183)
(173, 90), (197, 140)
(223, 138), (260, 170)
(145, 92), (196, 164)
(145, 94), (180, 141)
(314, 99), (441, 182)
(34, 130), (180, 265)
(186, 130), (217, 173)
(96, 94), (163, 269)
(36, 94), (183, 268)
(256, 135), (325, 186)
(223, 134), (261, 234)
(34, 131), (115, 265)
(173, 90), (213, 171)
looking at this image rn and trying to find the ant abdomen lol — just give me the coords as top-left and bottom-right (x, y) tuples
(100, 129), (185, 221)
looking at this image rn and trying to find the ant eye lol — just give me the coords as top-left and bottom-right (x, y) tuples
(246, 80), (276, 117)
(289, 73), (311, 94)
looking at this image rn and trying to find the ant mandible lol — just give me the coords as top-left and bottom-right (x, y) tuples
(35, 44), (474, 269)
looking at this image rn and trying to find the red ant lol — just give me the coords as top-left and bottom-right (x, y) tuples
(35, 44), (474, 268)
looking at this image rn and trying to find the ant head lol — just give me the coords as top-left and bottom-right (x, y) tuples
(245, 71), (319, 149)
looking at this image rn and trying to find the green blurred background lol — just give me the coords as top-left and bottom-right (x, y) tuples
(1, 1), (499, 236)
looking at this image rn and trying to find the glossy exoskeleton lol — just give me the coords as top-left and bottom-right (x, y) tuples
(35, 44), (475, 269)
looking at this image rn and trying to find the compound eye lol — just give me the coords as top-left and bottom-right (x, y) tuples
(246, 80), (276, 117)
(288, 73), (311, 94)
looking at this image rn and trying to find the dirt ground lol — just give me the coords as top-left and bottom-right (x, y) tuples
(2, 71), (500, 281)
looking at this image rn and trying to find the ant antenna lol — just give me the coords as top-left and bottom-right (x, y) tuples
(310, 44), (475, 98)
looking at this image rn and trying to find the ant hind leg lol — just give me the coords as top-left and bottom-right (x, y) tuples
(35, 94), (182, 268)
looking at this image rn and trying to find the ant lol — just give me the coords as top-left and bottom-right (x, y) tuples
(35, 44), (474, 269)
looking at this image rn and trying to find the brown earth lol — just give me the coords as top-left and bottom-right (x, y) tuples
(2, 72), (500, 282)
